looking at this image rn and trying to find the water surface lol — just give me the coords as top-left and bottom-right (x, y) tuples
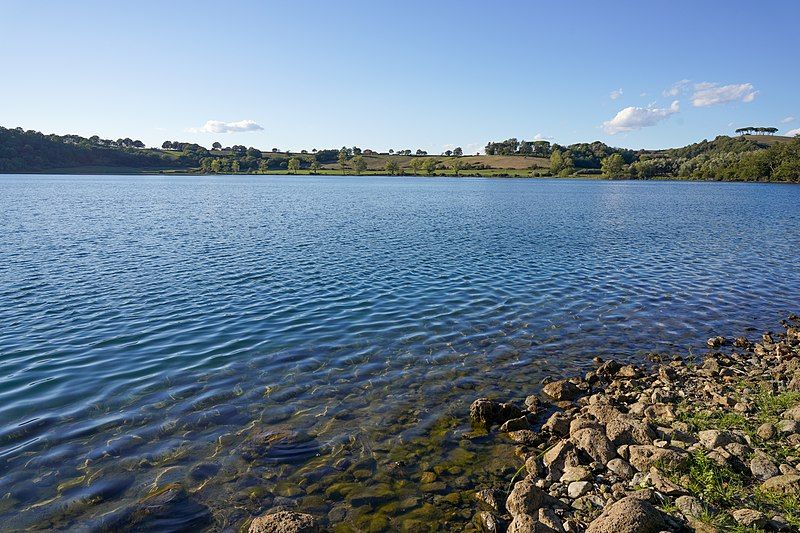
(1, 175), (799, 530)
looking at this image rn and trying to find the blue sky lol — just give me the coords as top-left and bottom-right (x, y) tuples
(2, 0), (798, 152)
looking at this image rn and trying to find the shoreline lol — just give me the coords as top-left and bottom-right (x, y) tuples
(236, 316), (800, 532)
(454, 317), (800, 533)
(2, 171), (800, 185)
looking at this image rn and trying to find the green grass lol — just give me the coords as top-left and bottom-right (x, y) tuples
(665, 451), (744, 507)
(755, 489), (800, 529)
(754, 389), (800, 424)
(664, 386), (800, 531)
(677, 409), (748, 432)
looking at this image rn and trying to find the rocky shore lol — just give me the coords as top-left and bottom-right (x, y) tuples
(242, 317), (800, 532)
(465, 317), (800, 533)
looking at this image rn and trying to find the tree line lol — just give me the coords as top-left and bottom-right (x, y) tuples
(735, 127), (779, 136)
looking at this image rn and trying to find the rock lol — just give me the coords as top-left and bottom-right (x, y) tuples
(571, 494), (604, 511)
(567, 481), (592, 498)
(475, 489), (503, 513)
(542, 380), (582, 402)
(777, 419), (800, 435)
(525, 395), (542, 412)
(571, 428), (616, 464)
(697, 429), (737, 449)
(470, 398), (524, 428)
(569, 416), (601, 435)
(501, 416), (532, 432)
(526, 455), (544, 477)
(723, 442), (752, 463)
(734, 336), (750, 348)
(707, 336), (726, 348)
(506, 478), (548, 517)
(509, 430), (541, 445)
(649, 467), (686, 496)
(606, 458), (635, 480)
(627, 445), (685, 472)
(769, 514), (792, 531)
(560, 465), (591, 482)
(249, 511), (318, 533)
(756, 423), (777, 440)
(542, 412), (572, 436)
(507, 513), (556, 533)
(760, 474), (800, 496)
(626, 488), (654, 502)
(783, 404), (800, 421)
(543, 441), (574, 469)
(477, 511), (501, 533)
(750, 450), (780, 482)
(585, 496), (665, 533)
(124, 483), (212, 531)
(731, 508), (767, 528)
(616, 365), (641, 379)
(675, 495), (705, 519)
(596, 360), (622, 379)
(538, 508), (564, 532)
(605, 417), (655, 446)
(420, 471), (436, 483)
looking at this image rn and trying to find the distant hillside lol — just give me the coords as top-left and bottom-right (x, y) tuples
(0, 127), (184, 173)
(741, 134), (796, 147)
(1, 125), (798, 181)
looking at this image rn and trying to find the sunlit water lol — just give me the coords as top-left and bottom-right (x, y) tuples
(1, 175), (799, 530)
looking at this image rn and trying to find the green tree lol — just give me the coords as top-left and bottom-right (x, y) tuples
(453, 147), (463, 156)
(310, 161), (321, 174)
(338, 149), (348, 174)
(352, 155), (367, 175)
(231, 159), (240, 173)
(451, 159), (464, 176)
(600, 153), (626, 179)
(550, 149), (574, 177)
(288, 157), (300, 173)
(384, 159), (400, 175)
(423, 159), (437, 175)
(212, 141), (222, 150)
(410, 158), (424, 175)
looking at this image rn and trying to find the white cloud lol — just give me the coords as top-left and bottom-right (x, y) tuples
(609, 88), (623, 100)
(602, 100), (680, 134)
(786, 128), (800, 137)
(691, 82), (757, 107)
(781, 116), (795, 124)
(189, 119), (264, 134)
(533, 133), (553, 141)
(663, 79), (691, 97)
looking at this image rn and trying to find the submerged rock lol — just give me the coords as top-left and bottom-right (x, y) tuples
(249, 510), (318, 533)
(98, 483), (212, 532)
(470, 398), (524, 429)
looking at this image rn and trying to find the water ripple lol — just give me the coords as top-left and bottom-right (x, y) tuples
(0, 175), (799, 529)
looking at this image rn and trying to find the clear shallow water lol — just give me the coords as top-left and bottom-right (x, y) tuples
(1, 175), (799, 530)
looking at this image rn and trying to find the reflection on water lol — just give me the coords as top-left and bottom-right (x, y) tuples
(0, 175), (799, 530)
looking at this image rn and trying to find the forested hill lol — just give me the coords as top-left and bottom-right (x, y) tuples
(0, 127), (191, 173)
(1, 125), (798, 181)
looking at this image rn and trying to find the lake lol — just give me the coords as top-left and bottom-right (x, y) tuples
(1, 175), (799, 530)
